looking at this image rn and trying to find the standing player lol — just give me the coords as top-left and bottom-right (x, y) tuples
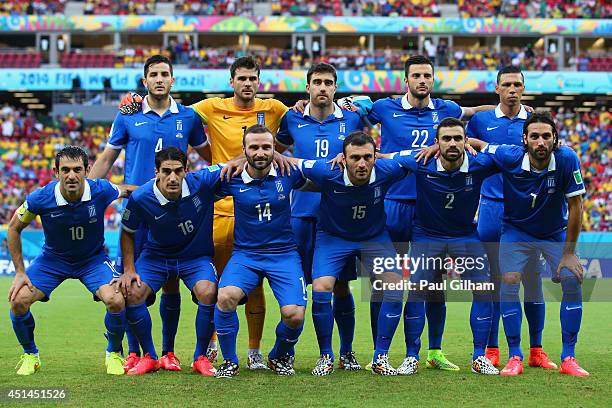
(389, 118), (499, 375)
(466, 66), (553, 369)
(275, 62), (364, 370)
(8, 146), (133, 375)
(91, 55), (209, 372)
(299, 131), (414, 376)
(481, 113), (589, 376)
(118, 147), (220, 376)
(120, 56), (289, 369)
(366, 55), (494, 371)
(214, 125), (307, 378)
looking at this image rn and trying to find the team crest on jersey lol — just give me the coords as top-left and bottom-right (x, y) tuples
(257, 112), (265, 125)
(547, 176), (556, 188)
(432, 111), (439, 124)
(339, 122), (346, 134)
(374, 186), (382, 199)
(176, 120), (183, 131)
(276, 180), (284, 193)
(88, 205), (96, 218)
(465, 174), (473, 191)
(192, 196), (202, 212)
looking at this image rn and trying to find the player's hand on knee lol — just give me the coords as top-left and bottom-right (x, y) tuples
(221, 156), (247, 180)
(327, 152), (345, 170)
(118, 272), (141, 298)
(8, 274), (34, 302)
(273, 151), (296, 176)
(555, 253), (583, 284)
(414, 143), (439, 164)
(118, 92), (143, 115)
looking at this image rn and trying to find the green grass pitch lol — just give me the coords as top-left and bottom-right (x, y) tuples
(0, 278), (610, 407)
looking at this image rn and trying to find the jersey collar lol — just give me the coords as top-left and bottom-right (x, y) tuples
(495, 104), (528, 120)
(401, 94), (434, 110)
(303, 103), (343, 119)
(153, 179), (190, 205)
(521, 152), (556, 172)
(241, 165), (278, 184)
(54, 180), (91, 206)
(343, 167), (377, 186)
(436, 153), (470, 173)
(142, 96), (179, 115)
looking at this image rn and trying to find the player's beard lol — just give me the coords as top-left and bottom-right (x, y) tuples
(441, 148), (462, 162)
(409, 84), (431, 100)
(528, 144), (553, 162)
(247, 154), (273, 171)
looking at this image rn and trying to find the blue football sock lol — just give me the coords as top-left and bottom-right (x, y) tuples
(214, 305), (239, 364)
(333, 292), (355, 355)
(373, 290), (403, 361)
(500, 282), (523, 359)
(370, 287), (383, 349)
(425, 300), (446, 350)
(125, 325), (141, 355)
(10, 310), (38, 354)
(126, 303), (157, 360)
(194, 303), (215, 361)
(524, 302), (545, 348)
(560, 276), (582, 360)
(160, 293), (181, 355)
(487, 279), (501, 348)
(105, 309), (126, 353)
(403, 300), (425, 359)
(269, 320), (303, 359)
(470, 299), (492, 359)
(312, 291), (334, 359)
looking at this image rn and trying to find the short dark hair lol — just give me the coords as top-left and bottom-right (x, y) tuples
(523, 112), (558, 148)
(55, 146), (88, 169)
(144, 55), (173, 77)
(230, 56), (260, 79)
(155, 147), (187, 170)
(343, 130), (376, 155)
(435, 117), (465, 139)
(306, 62), (337, 84)
(496, 65), (524, 84)
(404, 55), (434, 78)
(242, 124), (273, 147)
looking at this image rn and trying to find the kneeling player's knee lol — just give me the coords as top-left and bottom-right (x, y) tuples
(98, 286), (125, 312)
(333, 280), (351, 297)
(281, 306), (305, 328)
(502, 272), (521, 285)
(217, 288), (240, 311)
(126, 285), (149, 305)
(10, 289), (34, 315)
(312, 278), (334, 293)
(193, 282), (217, 304)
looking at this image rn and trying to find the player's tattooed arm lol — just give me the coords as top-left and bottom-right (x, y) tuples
(194, 143), (212, 163)
(461, 105), (496, 119)
(89, 148), (121, 179)
(7, 211), (34, 301)
(118, 229), (141, 298)
(555, 195), (584, 283)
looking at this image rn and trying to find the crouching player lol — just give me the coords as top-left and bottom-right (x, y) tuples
(118, 147), (220, 376)
(214, 125), (307, 378)
(8, 146), (134, 375)
(480, 113), (589, 376)
(391, 118), (499, 375)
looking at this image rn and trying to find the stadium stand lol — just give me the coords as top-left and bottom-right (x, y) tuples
(0, 0), (66, 15)
(83, 0), (157, 15)
(0, 104), (609, 231)
(458, 0), (612, 18)
(175, 0), (254, 16)
(0, 52), (42, 68)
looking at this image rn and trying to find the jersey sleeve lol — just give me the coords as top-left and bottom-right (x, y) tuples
(366, 99), (383, 125)
(195, 165), (222, 193)
(190, 99), (211, 125)
(446, 100), (464, 119)
(465, 114), (480, 138)
(563, 149), (586, 198)
(289, 168), (307, 190)
(392, 150), (418, 173)
(188, 111), (207, 148)
(121, 196), (143, 233)
(482, 144), (513, 169)
(299, 159), (330, 185)
(99, 179), (121, 207)
(16, 200), (36, 224)
(276, 113), (294, 147)
(107, 113), (128, 149)
(270, 99), (289, 132)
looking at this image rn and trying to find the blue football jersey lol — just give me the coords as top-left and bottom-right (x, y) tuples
(108, 97), (206, 186)
(121, 167), (221, 259)
(218, 167), (306, 251)
(483, 144), (586, 238)
(21, 179), (120, 262)
(367, 95), (464, 201)
(300, 156), (413, 241)
(277, 104), (363, 218)
(466, 105), (530, 200)
(410, 152), (499, 237)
